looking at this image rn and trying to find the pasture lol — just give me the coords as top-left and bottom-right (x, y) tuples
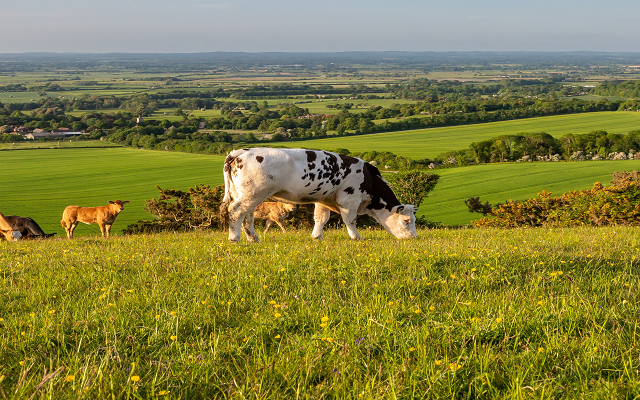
(0, 147), (224, 237)
(1, 227), (640, 398)
(285, 111), (640, 160)
(421, 159), (640, 226)
(1, 146), (638, 234)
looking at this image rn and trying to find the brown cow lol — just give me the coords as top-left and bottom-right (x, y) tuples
(253, 201), (297, 233)
(5, 216), (56, 239)
(61, 200), (130, 239)
(0, 212), (22, 241)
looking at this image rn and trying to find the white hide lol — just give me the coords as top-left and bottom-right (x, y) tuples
(222, 147), (417, 243)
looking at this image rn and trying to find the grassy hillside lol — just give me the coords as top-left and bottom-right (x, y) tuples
(1, 227), (640, 398)
(0, 148), (224, 237)
(282, 112), (640, 160)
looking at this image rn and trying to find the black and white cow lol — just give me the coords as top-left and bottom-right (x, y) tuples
(221, 148), (417, 243)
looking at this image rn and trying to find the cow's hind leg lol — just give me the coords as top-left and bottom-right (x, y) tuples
(67, 222), (78, 239)
(264, 219), (274, 233)
(228, 198), (261, 243)
(311, 204), (332, 240)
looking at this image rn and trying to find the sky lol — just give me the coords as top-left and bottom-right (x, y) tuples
(2, 0), (639, 53)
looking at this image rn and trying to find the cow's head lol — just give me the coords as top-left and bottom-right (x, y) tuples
(109, 200), (130, 213)
(1, 229), (22, 241)
(382, 205), (418, 239)
(282, 203), (297, 212)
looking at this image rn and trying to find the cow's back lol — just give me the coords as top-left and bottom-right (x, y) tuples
(227, 148), (366, 205)
(63, 205), (99, 224)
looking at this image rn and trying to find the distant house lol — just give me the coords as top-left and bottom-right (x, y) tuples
(136, 116), (144, 124)
(199, 122), (206, 129)
(25, 131), (65, 140)
(13, 126), (30, 133)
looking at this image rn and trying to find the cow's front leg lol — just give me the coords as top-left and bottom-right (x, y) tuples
(105, 224), (112, 238)
(98, 221), (107, 237)
(339, 207), (361, 240)
(241, 212), (260, 242)
(312, 204), (331, 240)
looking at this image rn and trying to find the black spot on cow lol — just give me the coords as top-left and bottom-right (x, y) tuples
(344, 187), (355, 195)
(304, 182), (311, 187)
(360, 162), (401, 212)
(242, 148), (249, 151)
(356, 169), (362, 174)
(256, 156), (264, 163)
(323, 191), (328, 195)
(309, 163), (316, 170)
(223, 155), (235, 172)
(267, 174), (275, 180)
(308, 173), (316, 181)
(306, 150), (317, 163)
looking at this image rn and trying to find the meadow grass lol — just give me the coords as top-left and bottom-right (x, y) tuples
(1, 227), (640, 398)
(284, 112), (640, 160)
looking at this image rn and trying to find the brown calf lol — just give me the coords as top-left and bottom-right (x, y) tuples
(61, 200), (130, 239)
(0, 212), (22, 241)
(253, 201), (297, 233)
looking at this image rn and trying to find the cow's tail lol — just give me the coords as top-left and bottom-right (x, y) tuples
(218, 153), (235, 228)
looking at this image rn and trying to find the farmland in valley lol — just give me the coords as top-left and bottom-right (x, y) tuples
(281, 111), (640, 160)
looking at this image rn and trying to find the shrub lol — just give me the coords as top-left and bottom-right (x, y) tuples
(471, 171), (640, 228)
(386, 171), (440, 208)
(124, 184), (226, 234)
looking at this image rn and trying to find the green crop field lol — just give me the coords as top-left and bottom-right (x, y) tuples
(2, 227), (640, 398)
(420, 160), (640, 226)
(0, 148), (224, 237)
(283, 112), (640, 160)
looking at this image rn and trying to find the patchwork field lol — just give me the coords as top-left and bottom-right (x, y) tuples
(284, 112), (640, 160)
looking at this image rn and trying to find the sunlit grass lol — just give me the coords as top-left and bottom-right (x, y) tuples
(1, 227), (639, 398)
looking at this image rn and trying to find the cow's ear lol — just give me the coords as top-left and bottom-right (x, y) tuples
(394, 205), (404, 214)
(123, 200), (130, 204)
(108, 201), (115, 204)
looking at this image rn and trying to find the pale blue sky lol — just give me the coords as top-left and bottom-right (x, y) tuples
(2, 0), (639, 53)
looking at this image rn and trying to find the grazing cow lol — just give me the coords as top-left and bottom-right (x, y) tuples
(222, 148), (417, 243)
(254, 201), (297, 233)
(61, 200), (130, 239)
(0, 212), (22, 241)
(5, 215), (56, 239)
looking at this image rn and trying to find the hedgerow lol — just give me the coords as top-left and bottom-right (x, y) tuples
(472, 171), (640, 227)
